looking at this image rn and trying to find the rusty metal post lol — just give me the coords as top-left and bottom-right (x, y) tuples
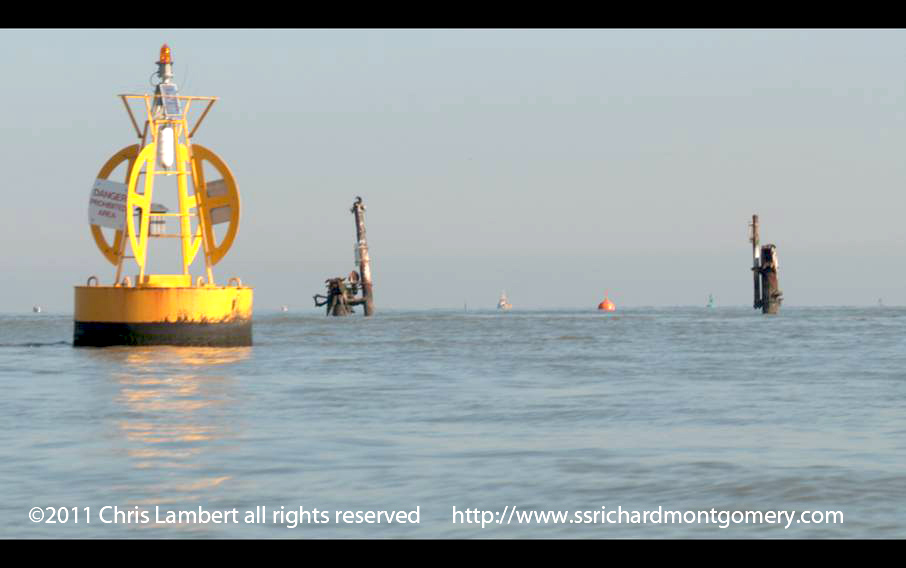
(759, 244), (782, 314)
(351, 196), (375, 316)
(749, 214), (782, 314)
(750, 214), (761, 310)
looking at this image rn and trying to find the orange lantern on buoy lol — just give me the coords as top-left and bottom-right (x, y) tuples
(597, 292), (615, 312)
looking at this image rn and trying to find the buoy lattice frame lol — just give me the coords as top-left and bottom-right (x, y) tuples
(88, 92), (241, 283)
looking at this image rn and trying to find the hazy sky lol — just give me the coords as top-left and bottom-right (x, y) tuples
(3, 29), (906, 312)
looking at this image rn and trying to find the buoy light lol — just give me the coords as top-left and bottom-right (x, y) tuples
(158, 44), (172, 64)
(158, 124), (175, 168)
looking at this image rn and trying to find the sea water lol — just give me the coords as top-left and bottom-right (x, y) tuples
(1, 308), (903, 538)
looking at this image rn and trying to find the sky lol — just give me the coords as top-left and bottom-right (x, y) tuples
(2, 28), (906, 312)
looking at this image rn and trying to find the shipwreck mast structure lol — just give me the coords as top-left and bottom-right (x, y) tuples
(352, 196), (375, 316)
(749, 214), (783, 315)
(313, 197), (375, 317)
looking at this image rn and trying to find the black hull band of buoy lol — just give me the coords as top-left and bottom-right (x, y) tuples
(73, 320), (252, 347)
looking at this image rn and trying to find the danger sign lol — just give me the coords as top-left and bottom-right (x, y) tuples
(89, 179), (128, 229)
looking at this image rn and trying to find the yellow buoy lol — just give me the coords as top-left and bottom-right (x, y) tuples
(75, 45), (253, 346)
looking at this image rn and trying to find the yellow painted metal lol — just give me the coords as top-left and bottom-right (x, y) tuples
(125, 143), (156, 271)
(89, 89), (242, 296)
(74, 285), (253, 324)
(123, 141), (205, 272)
(138, 274), (192, 287)
(176, 141), (202, 269)
(90, 144), (139, 264)
(190, 144), (241, 266)
(123, 140), (239, 274)
(77, 52), (253, 347)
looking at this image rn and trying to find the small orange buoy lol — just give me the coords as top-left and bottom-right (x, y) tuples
(597, 293), (615, 312)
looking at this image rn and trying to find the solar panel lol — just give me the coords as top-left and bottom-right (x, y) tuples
(159, 83), (182, 118)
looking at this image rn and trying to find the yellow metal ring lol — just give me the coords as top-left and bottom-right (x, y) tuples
(125, 143), (157, 270)
(190, 144), (241, 266)
(90, 145), (139, 264)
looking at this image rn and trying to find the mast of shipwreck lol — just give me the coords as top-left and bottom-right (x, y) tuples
(313, 197), (375, 316)
(749, 214), (783, 315)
